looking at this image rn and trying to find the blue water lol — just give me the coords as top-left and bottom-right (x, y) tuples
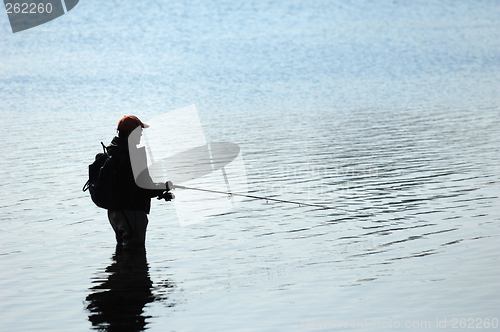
(1, 1), (499, 331)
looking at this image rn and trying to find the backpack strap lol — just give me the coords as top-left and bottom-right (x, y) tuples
(82, 180), (90, 192)
(101, 142), (109, 154)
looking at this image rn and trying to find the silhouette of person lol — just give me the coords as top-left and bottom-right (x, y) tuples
(106, 115), (174, 247)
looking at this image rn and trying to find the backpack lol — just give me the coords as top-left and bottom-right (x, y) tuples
(82, 142), (121, 209)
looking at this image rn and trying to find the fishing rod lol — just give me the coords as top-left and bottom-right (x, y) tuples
(173, 184), (347, 211)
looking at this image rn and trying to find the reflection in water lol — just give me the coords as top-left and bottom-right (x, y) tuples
(85, 245), (174, 331)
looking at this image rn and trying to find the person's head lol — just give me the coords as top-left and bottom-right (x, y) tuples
(117, 115), (149, 140)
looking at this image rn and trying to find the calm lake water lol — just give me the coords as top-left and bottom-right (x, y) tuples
(1, 0), (499, 331)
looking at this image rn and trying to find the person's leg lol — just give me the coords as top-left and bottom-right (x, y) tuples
(107, 210), (126, 244)
(108, 210), (149, 246)
(122, 210), (149, 246)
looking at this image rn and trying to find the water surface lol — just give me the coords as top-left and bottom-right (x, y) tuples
(0, 1), (499, 331)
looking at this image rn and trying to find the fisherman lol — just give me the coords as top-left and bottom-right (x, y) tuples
(106, 115), (174, 247)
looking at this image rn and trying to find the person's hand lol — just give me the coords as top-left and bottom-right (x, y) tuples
(157, 191), (175, 201)
(165, 181), (174, 191)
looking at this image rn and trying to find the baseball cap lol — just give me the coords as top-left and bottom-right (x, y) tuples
(117, 115), (150, 131)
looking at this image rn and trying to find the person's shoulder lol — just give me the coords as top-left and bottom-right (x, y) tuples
(108, 137), (129, 154)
